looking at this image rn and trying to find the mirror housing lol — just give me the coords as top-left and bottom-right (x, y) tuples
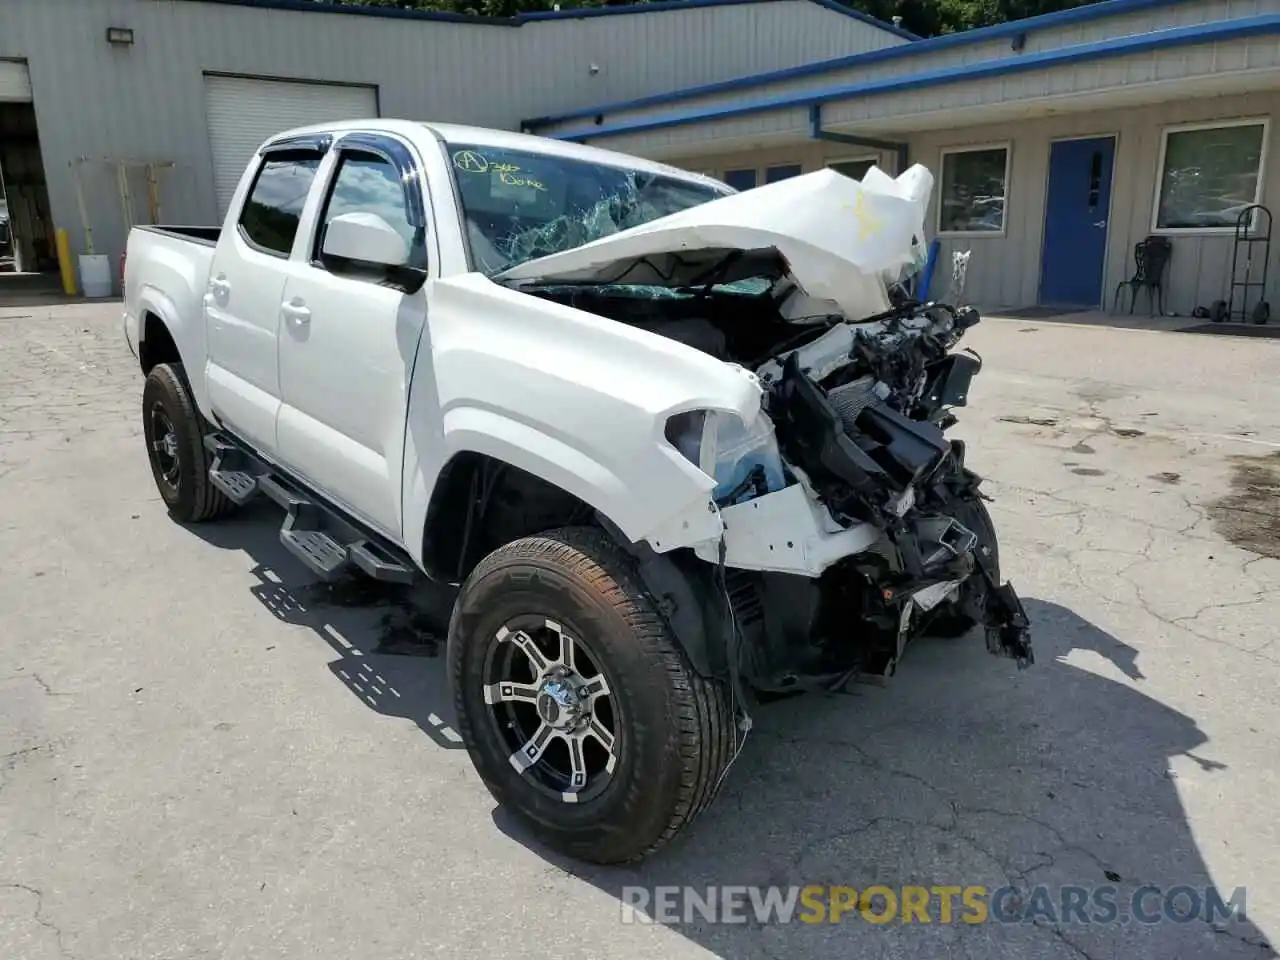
(322, 212), (409, 267)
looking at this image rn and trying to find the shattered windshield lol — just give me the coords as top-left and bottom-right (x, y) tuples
(444, 141), (730, 275)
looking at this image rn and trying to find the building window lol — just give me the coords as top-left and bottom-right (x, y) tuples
(765, 164), (802, 183)
(1153, 119), (1269, 232)
(722, 164), (803, 191)
(827, 157), (878, 181)
(938, 144), (1010, 235)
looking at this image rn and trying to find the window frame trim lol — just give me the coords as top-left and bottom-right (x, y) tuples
(308, 131), (430, 276)
(236, 147), (328, 260)
(936, 141), (1012, 239)
(1149, 116), (1271, 236)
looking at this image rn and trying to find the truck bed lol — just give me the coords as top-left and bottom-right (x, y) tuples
(136, 225), (221, 247)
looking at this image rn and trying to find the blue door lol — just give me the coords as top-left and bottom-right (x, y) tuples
(1039, 136), (1115, 307)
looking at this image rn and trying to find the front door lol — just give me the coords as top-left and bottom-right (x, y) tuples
(1039, 136), (1115, 307)
(275, 135), (429, 539)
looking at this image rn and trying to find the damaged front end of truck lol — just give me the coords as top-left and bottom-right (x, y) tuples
(497, 164), (1032, 693)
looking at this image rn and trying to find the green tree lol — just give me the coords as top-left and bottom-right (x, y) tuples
(319, 0), (1103, 36)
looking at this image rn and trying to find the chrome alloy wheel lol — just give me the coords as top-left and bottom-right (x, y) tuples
(482, 616), (618, 804)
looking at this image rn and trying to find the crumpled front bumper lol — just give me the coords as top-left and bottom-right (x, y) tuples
(692, 483), (881, 578)
(687, 470), (1033, 671)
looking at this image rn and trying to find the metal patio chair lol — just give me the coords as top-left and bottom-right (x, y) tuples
(1113, 235), (1172, 316)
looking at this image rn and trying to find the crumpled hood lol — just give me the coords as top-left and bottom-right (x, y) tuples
(496, 164), (935, 319)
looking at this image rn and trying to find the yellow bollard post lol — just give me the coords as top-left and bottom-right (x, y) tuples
(55, 228), (77, 296)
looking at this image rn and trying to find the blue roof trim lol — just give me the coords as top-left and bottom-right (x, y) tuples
(524, 0), (1196, 128)
(550, 14), (1280, 141)
(185, 0), (915, 34)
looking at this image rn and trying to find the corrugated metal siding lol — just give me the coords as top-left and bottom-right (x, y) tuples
(0, 0), (901, 271)
(204, 76), (379, 214)
(909, 90), (1280, 314)
(540, 0), (1280, 137)
(0, 59), (33, 101)
(821, 36), (1280, 127)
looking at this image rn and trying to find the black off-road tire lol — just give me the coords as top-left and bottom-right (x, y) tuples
(142, 362), (234, 523)
(449, 525), (736, 864)
(928, 496), (1001, 639)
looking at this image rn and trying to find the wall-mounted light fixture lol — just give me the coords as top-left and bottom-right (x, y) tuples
(105, 26), (135, 46)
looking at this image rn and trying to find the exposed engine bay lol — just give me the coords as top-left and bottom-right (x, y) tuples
(522, 278), (1034, 690)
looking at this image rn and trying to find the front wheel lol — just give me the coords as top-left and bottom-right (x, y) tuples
(448, 526), (736, 864)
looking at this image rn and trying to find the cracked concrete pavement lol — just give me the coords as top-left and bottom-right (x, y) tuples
(1, 302), (1279, 959)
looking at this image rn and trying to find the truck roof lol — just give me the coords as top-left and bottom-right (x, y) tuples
(263, 118), (724, 188)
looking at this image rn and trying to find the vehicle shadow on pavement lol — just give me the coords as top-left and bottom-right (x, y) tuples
(183, 502), (464, 751)
(493, 599), (1277, 959)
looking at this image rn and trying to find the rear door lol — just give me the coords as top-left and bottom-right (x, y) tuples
(204, 140), (327, 454)
(274, 132), (431, 539)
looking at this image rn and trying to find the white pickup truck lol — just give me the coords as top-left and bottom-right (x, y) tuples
(123, 119), (1031, 864)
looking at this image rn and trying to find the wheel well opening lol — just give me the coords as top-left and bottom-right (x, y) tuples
(140, 312), (181, 374)
(422, 452), (597, 582)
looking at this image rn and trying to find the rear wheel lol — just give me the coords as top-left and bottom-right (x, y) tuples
(449, 525), (737, 864)
(141, 362), (233, 523)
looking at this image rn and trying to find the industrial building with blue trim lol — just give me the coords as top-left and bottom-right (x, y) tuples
(2, 0), (1277, 313)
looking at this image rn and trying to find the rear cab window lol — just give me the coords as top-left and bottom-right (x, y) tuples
(238, 151), (324, 256)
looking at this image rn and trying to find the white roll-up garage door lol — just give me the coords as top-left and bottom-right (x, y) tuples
(0, 61), (33, 102)
(204, 75), (378, 214)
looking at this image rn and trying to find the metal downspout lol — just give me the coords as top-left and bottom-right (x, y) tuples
(808, 104), (909, 173)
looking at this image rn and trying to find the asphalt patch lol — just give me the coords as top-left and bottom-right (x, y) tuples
(1180, 323), (1280, 339)
(997, 305), (1082, 319)
(999, 415), (1059, 427)
(1209, 452), (1280, 559)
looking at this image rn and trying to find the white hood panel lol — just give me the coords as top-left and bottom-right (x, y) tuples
(497, 164), (935, 320)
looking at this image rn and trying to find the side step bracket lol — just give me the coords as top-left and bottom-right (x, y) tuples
(204, 433), (416, 585)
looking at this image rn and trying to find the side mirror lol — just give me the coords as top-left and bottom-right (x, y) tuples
(322, 212), (409, 267)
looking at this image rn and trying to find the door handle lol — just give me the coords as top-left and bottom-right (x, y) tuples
(1093, 220), (1107, 228)
(281, 300), (311, 325)
(210, 276), (231, 299)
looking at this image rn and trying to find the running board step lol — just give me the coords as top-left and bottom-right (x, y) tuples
(209, 467), (258, 504)
(260, 475), (415, 584)
(204, 436), (261, 506)
(281, 522), (350, 580)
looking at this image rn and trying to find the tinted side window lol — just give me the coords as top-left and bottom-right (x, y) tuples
(318, 152), (417, 256)
(238, 152), (323, 256)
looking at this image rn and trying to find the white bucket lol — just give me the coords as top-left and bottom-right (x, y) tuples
(79, 254), (113, 298)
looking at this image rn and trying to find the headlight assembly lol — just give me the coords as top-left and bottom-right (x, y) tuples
(664, 408), (786, 506)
